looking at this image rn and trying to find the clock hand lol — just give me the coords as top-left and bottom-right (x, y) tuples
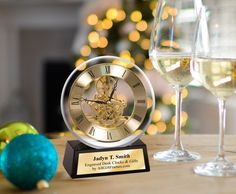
(82, 98), (107, 104)
(109, 79), (119, 101)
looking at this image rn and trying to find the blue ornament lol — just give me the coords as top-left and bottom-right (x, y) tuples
(0, 134), (58, 190)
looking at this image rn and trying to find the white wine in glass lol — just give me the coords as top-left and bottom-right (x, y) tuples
(193, 57), (236, 99)
(149, 0), (201, 162)
(150, 54), (193, 87)
(192, 4), (236, 176)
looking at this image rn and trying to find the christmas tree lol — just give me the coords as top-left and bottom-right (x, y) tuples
(74, 0), (189, 135)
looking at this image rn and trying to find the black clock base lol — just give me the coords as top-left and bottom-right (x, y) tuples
(63, 140), (150, 178)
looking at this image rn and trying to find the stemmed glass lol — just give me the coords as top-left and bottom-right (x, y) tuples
(149, 0), (201, 162)
(192, 3), (236, 176)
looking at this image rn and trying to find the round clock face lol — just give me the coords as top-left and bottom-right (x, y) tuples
(61, 56), (155, 149)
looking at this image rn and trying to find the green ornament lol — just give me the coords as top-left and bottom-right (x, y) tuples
(0, 121), (38, 152)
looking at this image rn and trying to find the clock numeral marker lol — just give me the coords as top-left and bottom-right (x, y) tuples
(88, 127), (95, 136)
(133, 114), (142, 122)
(76, 114), (84, 124)
(88, 70), (95, 78)
(132, 82), (140, 88)
(122, 70), (127, 77)
(137, 99), (146, 104)
(105, 66), (110, 74)
(107, 132), (112, 140)
(71, 98), (81, 105)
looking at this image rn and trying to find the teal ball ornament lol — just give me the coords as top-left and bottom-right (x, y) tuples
(0, 134), (58, 190)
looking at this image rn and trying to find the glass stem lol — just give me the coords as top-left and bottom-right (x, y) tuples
(217, 98), (226, 159)
(173, 86), (184, 150)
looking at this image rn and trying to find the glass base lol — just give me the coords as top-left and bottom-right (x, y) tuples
(193, 157), (236, 177)
(153, 148), (200, 162)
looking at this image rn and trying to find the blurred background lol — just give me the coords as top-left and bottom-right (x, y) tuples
(0, 0), (236, 135)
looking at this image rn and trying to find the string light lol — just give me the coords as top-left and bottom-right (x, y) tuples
(75, 58), (85, 67)
(182, 111), (188, 122)
(152, 109), (162, 122)
(112, 59), (134, 69)
(95, 21), (103, 31)
(130, 10), (142, 22)
(144, 59), (153, 70)
(120, 53), (135, 63)
(87, 14), (98, 26)
(116, 10), (126, 21)
(171, 112), (188, 126)
(140, 38), (150, 50)
(102, 19), (113, 30)
(182, 88), (189, 99)
(171, 88), (188, 105)
(149, 1), (158, 11)
(80, 45), (91, 57)
(98, 37), (108, 48)
(120, 50), (131, 60)
(168, 7), (178, 16)
(162, 93), (172, 105)
(162, 6), (169, 20)
(120, 50), (131, 57)
(156, 121), (167, 133)
(128, 30), (140, 42)
(147, 124), (158, 135)
(88, 31), (99, 43)
(76, 61), (87, 71)
(136, 20), (148, 32)
(89, 42), (99, 48)
(106, 8), (118, 20)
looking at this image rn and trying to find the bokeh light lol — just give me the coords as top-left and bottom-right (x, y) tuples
(116, 10), (126, 21)
(89, 41), (99, 48)
(156, 121), (167, 133)
(98, 37), (108, 48)
(120, 50), (131, 58)
(75, 58), (85, 68)
(149, 1), (158, 10)
(106, 8), (118, 20)
(144, 59), (154, 70)
(162, 93), (172, 105)
(182, 88), (189, 99)
(128, 30), (140, 42)
(152, 109), (162, 123)
(88, 31), (99, 43)
(147, 124), (158, 135)
(95, 21), (103, 31)
(102, 19), (113, 30)
(130, 10), (142, 22)
(171, 112), (188, 126)
(87, 14), (98, 26)
(140, 39), (150, 50)
(80, 45), (91, 57)
(136, 20), (148, 31)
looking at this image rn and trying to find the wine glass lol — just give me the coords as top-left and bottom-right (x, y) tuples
(149, 0), (201, 162)
(191, 2), (236, 176)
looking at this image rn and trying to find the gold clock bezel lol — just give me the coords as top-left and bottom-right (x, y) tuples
(61, 56), (155, 149)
